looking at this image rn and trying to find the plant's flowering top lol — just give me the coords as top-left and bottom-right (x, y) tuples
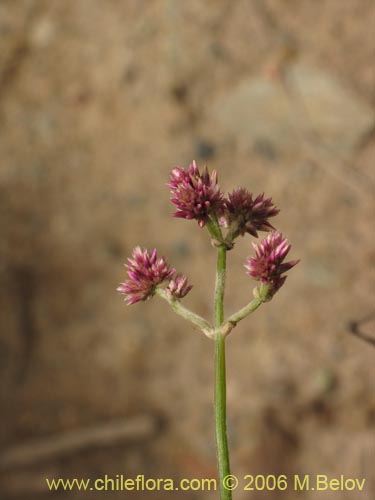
(119, 162), (298, 311)
(224, 188), (279, 238)
(117, 247), (192, 305)
(245, 231), (299, 294)
(167, 161), (224, 227)
(117, 247), (176, 305)
(167, 273), (193, 299)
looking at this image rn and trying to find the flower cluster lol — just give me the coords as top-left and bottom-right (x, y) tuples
(167, 162), (278, 242)
(167, 161), (224, 228)
(117, 247), (191, 305)
(224, 188), (279, 238)
(245, 232), (299, 295)
(118, 161), (298, 307)
(167, 273), (193, 299)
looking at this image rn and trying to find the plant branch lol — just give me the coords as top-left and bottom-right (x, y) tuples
(156, 288), (213, 338)
(222, 284), (271, 334)
(225, 297), (262, 327)
(206, 216), (225, 247)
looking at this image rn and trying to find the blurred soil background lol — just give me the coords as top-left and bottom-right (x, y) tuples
(0, 0), (374, 499)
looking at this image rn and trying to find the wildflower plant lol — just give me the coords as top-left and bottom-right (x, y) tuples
(118, 161), (299, 500)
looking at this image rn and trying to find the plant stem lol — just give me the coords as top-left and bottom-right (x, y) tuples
(156, 288), (213, 337)
(215, 332), (232, 500)
(221, 284), (271, 334)
(214, 246), (226, 327)
(206, 218), (223, 245)
(225, 297), (262, 327)
(214, 244), (232, 500)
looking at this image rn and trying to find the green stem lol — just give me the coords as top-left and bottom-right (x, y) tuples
(215, 331), (231, 500)
(213, 244), (232, 500)
(214, 246), (226, 327)
(222, 284), (271, 334)
(156, 288), (213, 337)
(225, 297), (262, 327)
(206, 218), (223, 245)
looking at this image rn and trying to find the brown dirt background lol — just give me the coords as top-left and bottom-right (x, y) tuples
(0, 1), (374, 499)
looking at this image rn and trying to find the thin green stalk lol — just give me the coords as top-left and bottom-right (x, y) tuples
(214, 246), (226, 327)
(156, 288), (213, 337)
(206, 218), (223, 246)
(222, 284), (271, 334)
(225, 297), (262, 327)
(215, 331), (232, 500)
(213, 244), (232, 500)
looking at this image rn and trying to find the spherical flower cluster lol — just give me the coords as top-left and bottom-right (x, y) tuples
(245, 231), (299, 294)
(117, 247), (191, 305)
(167, 161), (224, 228)
(167, 162), (279, 244)
(224, 188), (279, 238)
(167, 273), (193, 299)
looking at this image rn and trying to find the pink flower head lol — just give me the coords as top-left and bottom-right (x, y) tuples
(167, 273), (193, 299)
(245, 231), (299, 294)
(167, 161), (224, 227)
(225, 188), (279, 238)
(117, 247), (175, 305)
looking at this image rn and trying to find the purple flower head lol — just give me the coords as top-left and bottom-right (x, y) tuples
(224, 188), (279, 238)
(117, 247), (175, 305)
(245, 231), (299, 294)
(167, 273), (193, 299)
(167, 161), (224, 228)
